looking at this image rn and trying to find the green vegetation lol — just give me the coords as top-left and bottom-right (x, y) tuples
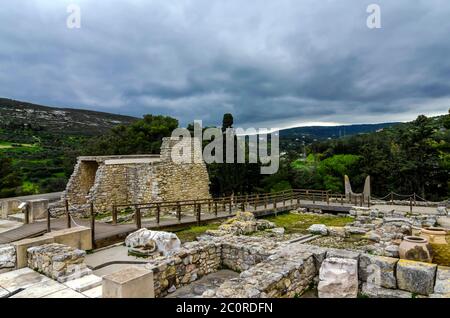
(173, 223), (220, 242)
(263, 212), (353, 234)
(1, 97), (448, 203)
(262, 111), (450, 201)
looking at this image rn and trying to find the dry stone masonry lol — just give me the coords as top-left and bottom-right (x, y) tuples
(27, 243), (91, 283)
(63, 137), (211, 213)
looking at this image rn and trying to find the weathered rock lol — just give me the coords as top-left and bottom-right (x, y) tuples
(328, 226), (348, 238)
(359, 254), (397, 289)
(0, 244), (16, 269)
(397, 259), (437, 295)
(268, 227), (285, 235)
(125, 229), (181, 256)
(344, 226), (368, 235)
(288, 244), (327, 271)
(308, 224), (328, 236)
(366, 232), (381, 242)
(27, 243), (91, 283)
(361, 283), (412, 298)
(214, 212), (275, 236)
(384, 245), (399, 258)
(326, 248), (360, 260)
(318, 257), (358, 298)
(255, 219), (276, 231)
(434, 266), (450, 295)
(436, 207), (448, 216)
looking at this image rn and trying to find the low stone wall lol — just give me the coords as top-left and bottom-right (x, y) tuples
(145, 240), (222, 297)
(27, 243), (91, 283)
(207, 242), (317, 298)
(145, 236), (287, 297)
(220, 236), (283, 272)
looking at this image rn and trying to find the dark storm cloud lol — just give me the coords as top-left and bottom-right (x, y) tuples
(1, 0), (450, 128)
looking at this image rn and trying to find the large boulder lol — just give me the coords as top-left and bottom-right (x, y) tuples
(359, 254), (398, 289)
(397, 259), (437, 295)
(125, 229), (181, 256)
(308, 224), (328, 236)
(318, 257), (358, 298)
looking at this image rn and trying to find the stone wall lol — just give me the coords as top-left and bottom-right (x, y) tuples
(150, 237), (448, 299)
(207, 242), (317, 298)
(145, 236), (286, 297)
(27, 243), (91, 283)
(145, 240), (222, 297)
(292, 243), (450, 298)
(63, 137), (211, 213)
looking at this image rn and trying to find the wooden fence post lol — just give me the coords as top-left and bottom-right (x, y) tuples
(112, 205), (117, 225)
(136, 207), (141, 229)
(156, 203), (161, 226)
(229, 197), (232, 214)
(177, 202), (182, 223)
(214, 201), (218, 217)
(24, 204), (30, 224)
(65, 200), (71, 229)
(47, 208), (51, 233)
(197, 203), (201, 225)
(90, 203), (96, 249)
(409, 197), (413, 214)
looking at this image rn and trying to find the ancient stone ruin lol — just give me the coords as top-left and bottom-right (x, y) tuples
(62, 137), (211, 212)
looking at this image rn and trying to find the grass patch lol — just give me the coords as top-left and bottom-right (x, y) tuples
(263, 212), (354, 234)
(174, 223), (220, 242)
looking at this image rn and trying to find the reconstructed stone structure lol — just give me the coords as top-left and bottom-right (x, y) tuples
(63, 137), (211, 212)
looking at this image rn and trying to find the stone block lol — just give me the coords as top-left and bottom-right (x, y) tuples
(1, 200), (19, 218)
(0, 244), (16, 269)
(13, 236), (55, 268)
(434, 266), (450, 295)
(361, 283), (412, 298)
(27, 243), (90, 282)
(397, 259), (437, 295)
(46, 226), (92, 250)
(102, 266), (155, 298)
(0, 267), (51, 292)
(10, 279), (66, 298)
(29, 199), (49, 222)
(64, 274), (102, 292)
(359, 254), (398, 289)
(318, 257), (358, 298)
(327, 248), (360, 261)
(44, 288), (87, 298)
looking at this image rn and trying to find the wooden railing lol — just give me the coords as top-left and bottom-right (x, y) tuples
(109, 189), (357, 230)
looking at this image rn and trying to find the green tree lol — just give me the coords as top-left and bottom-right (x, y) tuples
(84, 115), (179, 155)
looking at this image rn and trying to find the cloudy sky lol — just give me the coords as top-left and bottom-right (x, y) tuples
(1, 0), (450, 128)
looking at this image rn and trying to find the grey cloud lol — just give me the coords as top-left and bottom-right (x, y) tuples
(0, 0), (449, 129)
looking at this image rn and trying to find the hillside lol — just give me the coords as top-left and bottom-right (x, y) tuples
(279, 122), (398, 140)
(0, 98), (138, 198)
(0, 98), (137, 140)
(279, 122), (399, 152)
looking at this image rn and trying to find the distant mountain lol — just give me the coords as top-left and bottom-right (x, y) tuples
(0, 98), (138, 137)
(279, 122), (399, 141)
